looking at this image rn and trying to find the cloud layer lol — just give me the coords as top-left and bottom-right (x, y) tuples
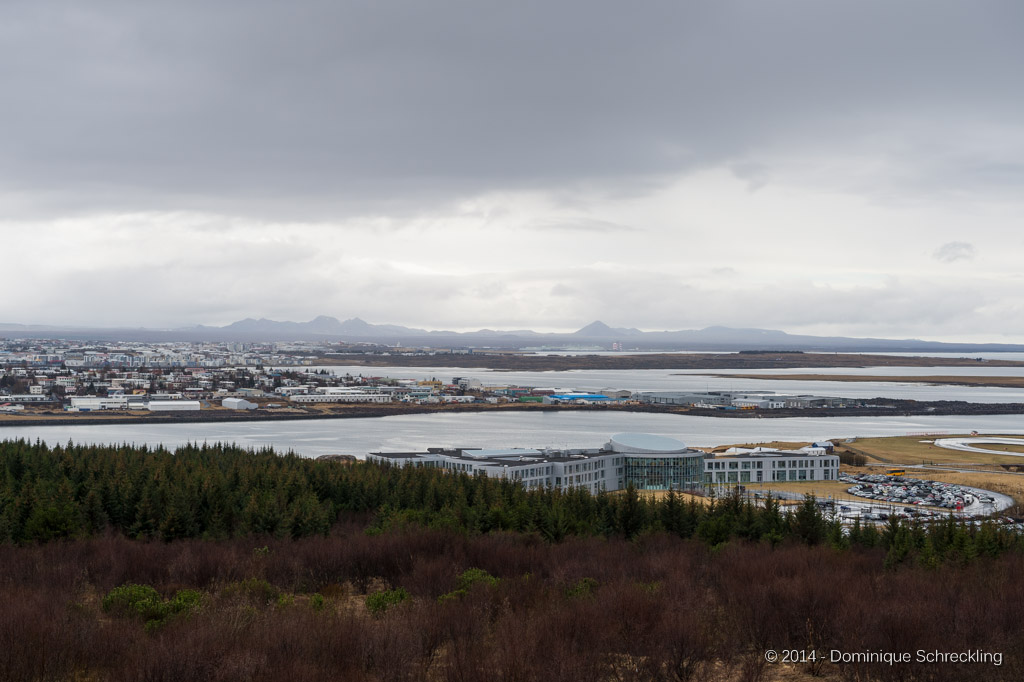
(1, 1), (1023, 341)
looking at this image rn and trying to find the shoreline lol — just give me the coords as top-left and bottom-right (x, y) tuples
(698, 373), (1024, 388)
(307, 351), (1024, 371)
(3, 400), (1024, 429)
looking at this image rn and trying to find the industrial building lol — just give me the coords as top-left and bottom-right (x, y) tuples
(542, 393), (617, 405)
(68, 397), (139, 411)
(636, 391), (847, 409)
(147, 400), (201, 411)
(1, 394), (54, 403)
(222, 397), (258, 410)
(290, 391), (391, 404)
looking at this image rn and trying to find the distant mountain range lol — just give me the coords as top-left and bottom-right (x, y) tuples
(3, 316), (1024, 352)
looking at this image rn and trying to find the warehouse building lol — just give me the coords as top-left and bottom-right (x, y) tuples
(290, 392), (391, 404)
(637, 391), (848, 409)
(222, 397), (258, 410)
(68, 396), (136, 410)
(147, 400), (201, 411)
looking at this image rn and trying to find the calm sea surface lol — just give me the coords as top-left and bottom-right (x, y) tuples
(5, 363), (1024, 457)
(3, 411), (1023, 458)
(311, 365), (1024, 403)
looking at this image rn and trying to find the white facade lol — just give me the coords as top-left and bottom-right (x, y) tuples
(222, 397), (258, 410)
(69, 397), (129, 410)
(705, 447), (840, 485)
(147, 400), (201, 411)
(441, 395), (475, 403)
(290, 393), (391, 404)
(368, 433), (706, 494)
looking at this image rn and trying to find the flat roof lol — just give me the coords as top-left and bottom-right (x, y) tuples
(608, 432), (689, 454)
(465, 448), (543, 459)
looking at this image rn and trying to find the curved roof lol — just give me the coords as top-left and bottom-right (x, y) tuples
(608, 433), (689, 454)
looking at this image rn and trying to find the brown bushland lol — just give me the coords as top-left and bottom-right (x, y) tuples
(1, 531), (1023, 681)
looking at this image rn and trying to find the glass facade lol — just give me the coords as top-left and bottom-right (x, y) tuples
(624, 454), (704, 490)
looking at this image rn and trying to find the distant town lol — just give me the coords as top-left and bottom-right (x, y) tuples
(3, 338), (1022, 422)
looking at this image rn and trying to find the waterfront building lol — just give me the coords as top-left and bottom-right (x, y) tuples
(368, 434), (841, 492)
(147, 400), (201, 411)
(704, 447), (840, 484)
(368, 433), (706, 493)
(222, 397), (258, 410)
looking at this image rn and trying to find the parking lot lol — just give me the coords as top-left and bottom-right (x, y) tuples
(836, 472), (1013, 522)
(754, 473), (1014, 526)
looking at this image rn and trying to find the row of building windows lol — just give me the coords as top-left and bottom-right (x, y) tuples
(375, 452), (836, 492)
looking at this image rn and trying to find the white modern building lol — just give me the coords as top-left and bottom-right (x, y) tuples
(368, 433), (706, 493)
(704, 447), (840, 484)
(367, 434), (842, 493)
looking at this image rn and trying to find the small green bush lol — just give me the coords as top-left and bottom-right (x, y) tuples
(365, 587), (410, 615)
(438, 568), (501, 602)
(102, 584), (203, 629)
(221, 578), (280, 604)
(565, 577), (599, 600)
(102, 584), (166, 621)
(437, 589), (467, 604)
(309, 593), (326, 611)
(168, 589), (203, 613)
(456, 568), (499, 591)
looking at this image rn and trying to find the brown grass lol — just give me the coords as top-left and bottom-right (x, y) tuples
(840, 434), (1024, 467)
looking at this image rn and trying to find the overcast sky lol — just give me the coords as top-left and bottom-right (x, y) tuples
(2, 1), (1023, 342)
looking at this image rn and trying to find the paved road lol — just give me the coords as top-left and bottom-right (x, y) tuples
(934, 437), (1024, 456)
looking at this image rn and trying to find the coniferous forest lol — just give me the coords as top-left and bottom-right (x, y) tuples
(2, 438), (1023, 681)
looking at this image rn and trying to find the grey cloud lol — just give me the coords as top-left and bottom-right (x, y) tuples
(933, 242), (977, 263)
(527, 218), (638, 233)
(550, 284), (578, 297)
(730, 162), (770, 192)
(2, 241), (1016, 339)
(2, 1), (1023, 219)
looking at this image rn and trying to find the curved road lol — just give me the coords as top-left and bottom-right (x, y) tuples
(933, 437), (1024, 456)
